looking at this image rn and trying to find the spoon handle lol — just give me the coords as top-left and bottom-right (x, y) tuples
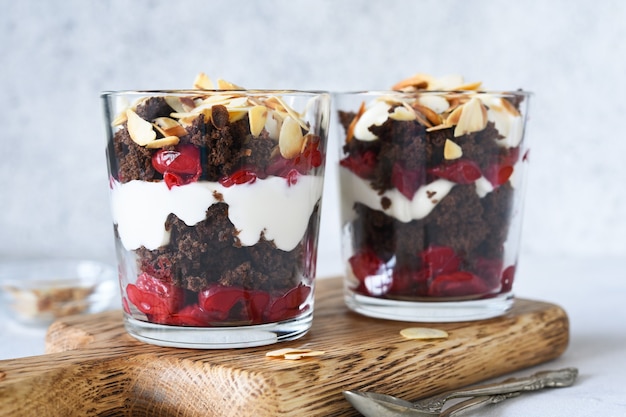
(440, 392), (521, 417)
(413, 367), (578, 412)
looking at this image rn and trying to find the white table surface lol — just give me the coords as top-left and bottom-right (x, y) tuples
(1, 254), (625, 416)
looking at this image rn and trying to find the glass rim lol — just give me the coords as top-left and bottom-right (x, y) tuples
(100, 89), (331, 98)
(333, 89), (532, 97)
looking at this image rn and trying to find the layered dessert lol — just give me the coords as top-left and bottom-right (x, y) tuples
(338, 74), (529, 301)
(105, 74), (327, 327)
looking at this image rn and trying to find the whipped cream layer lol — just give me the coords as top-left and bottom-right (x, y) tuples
(111, 175), (323, 252)
(340, 168), (504, 223)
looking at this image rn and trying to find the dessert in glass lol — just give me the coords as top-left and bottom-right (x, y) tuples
(336, 74), (531, 321)
(102, 74), (330, 347)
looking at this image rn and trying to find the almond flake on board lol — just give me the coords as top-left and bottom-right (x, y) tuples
(266, 348), (326, 360)
(400, 327), (449, 340)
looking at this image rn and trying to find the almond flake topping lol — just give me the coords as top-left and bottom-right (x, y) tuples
(279, 116), (305, 159)
(443, 139), (463, 160)
(454, 97), (488, 137)
(193, 72), (215, 90)
(249, 105), (268, 136)
(126, 109), (156, 146)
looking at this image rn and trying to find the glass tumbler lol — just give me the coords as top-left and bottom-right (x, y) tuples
(102, 89), (330, 348)
(336, 90), (531, 321)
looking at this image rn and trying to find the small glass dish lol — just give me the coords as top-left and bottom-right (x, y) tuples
(0, 259), (118, 326)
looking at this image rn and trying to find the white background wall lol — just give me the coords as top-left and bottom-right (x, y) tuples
(1, 0), (625, 278)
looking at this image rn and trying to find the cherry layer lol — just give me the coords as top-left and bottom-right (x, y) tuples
(151, 139), (323, 189)
(340, 146), (521, 197)
(349, 246), (515, 299)
(126, 275), (312, 326)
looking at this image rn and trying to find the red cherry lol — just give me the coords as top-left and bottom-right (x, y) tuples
(339, 150), (377, 179)
(165, 304), (213, 326)
(473, 258), (504, 290)
(419, 246), (461, 277)
(428, 271), (490, 297)
(218, 169), (258, 187)
(286, 169), (299, 186)
(198, 285), (270, 323)
(428, 160), (482, 184)
(484, 164), (514, 186)
(126, 272), (185, 318)
(265, 284), (312, 322)
(152, 144), (201, 189)
(348, 249), (385, 281)
(391, 163), (425, 200)
(501, 265), (516, 293)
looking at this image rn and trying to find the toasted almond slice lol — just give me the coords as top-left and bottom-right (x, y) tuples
(164, 96), (187, 114)
(454, 81), (483, 91)
(249, 105), (268, 137)
(283, 351), (326, 360)
(145, 136), (180, 149)
(279, 116), (305, 159)
(112, 112), (128, 126)
(400, 327), (449, 340)
(389, 105), (417, 121)
(193, 72), (215, 90)
(265, 348), (313, 357)
(271, 96), (309, 131)
(454, 97), (487, 137)
(153, 117), (187, 137)
(445, 104), (464, 126)
(126, 109), (156, 146)
(500, 97), (521, 117)
(443, 139), (463, 160)
(413, 103), (442, 125)
(417, 95), (450, 114)
(392, 73), (433, 91)
(228, 110), (248, 123)
(346, 101), (367, 142)
(217, 78), (244, 90)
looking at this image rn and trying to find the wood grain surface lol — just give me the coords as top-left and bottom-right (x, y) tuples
(0, 277), (569, 416)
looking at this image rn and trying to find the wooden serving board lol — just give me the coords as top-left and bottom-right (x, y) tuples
(0, 277), (569, 417)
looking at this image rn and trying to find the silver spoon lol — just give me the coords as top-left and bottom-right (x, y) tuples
(343, 367), (578, 417)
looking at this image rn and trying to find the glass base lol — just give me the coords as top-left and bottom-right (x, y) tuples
(345, 290), (514, 322)
(124, 311), (312, 349)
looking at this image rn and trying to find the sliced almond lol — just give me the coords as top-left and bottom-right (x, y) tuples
(454, 97), (487, 137)
(413, 103), (442, 126)
(500, 97), (521, 117)
(417, 95), (450, 114)
(112, 112), (128, 127)
(346, 101), (366, 142)
(400, 327), (449, 340)
(164, 96), (187, 114)
(145, 136), (180, 149)
(389, 105), (417, 121)
(217, 78), (244, 90)
(392, 73), (433, 91)
(278, 116), (305, 159)
(249, 105), (268, 136)
(153, 117), (188, 137)
(193, 72), (215, 90)
(445, 104), (464, 126)
(126, 109), (156, 146)
(266, 347), (325, 360)
(443, 139), (463, 160)
(454, 81), (483, 91)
